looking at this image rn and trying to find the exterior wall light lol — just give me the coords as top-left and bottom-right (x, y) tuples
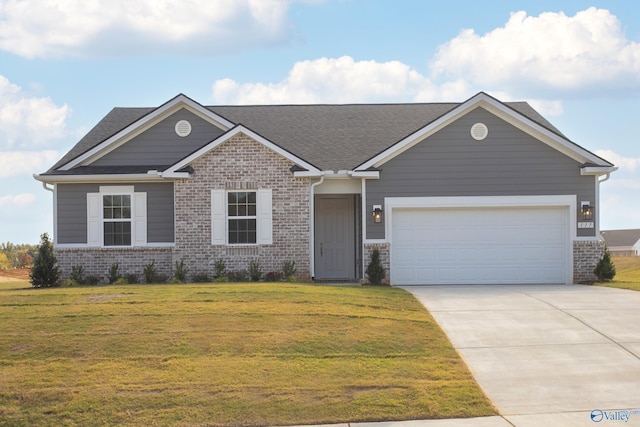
(372, 205), (383, 223)
(581, 201), (593, 221)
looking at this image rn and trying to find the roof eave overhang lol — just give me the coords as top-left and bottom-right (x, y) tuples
(33, 172), (169, 184)
(581, 166), (619, 176)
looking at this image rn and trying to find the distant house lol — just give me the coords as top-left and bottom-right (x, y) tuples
(601, 229), (640, 256)
(35, 92), (617, 285)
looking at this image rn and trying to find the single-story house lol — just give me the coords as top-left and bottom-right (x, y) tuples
(601, 229), (640, 256)
(35, 92), (617, 285)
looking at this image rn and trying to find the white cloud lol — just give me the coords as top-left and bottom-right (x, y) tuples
(213, 56), (474, 104)
(0, 150), (59, 178)
(0, 0), (306, 58)
(595, 150), (640, 172)
(0, 76), (70, 148)
(431, 8), (640, 91)
(0, 193), (36, 208)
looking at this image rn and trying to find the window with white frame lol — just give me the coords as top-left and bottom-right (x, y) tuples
(87, 186), (147, 247)
(103, 194), (132, 246)
(211, 189), (272, 246)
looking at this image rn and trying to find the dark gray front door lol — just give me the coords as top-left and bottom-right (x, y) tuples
(315, 195), (355, 280)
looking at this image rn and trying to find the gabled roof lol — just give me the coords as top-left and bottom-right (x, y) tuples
(601, 229), (640, 247)
(40, 92), (614, 179)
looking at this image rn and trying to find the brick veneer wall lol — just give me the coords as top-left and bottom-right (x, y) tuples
(173, 133), (312, 280)
(362, 243), (390, 285)
(56, 247), (173, 282)
(573, 239), (605, 283)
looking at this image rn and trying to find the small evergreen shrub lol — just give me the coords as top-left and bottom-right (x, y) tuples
(282, 260), (297, 281)
(174, 259), (189, 282)
(365, 248), (386, 285)
(248, 259), (262, 282)
(143, 261), (157, 284)
(30, 233), (61, 288)
(108, 263), (121, 284)
(70, 265), (85, 285)
(594, 247), (616, 282)
(214, 259), (227, 281)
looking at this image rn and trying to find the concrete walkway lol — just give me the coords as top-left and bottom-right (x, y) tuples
(405, 284), (640, 426)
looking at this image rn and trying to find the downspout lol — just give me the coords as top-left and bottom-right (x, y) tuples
(595, 172), (612, 237)
(309, 174), (325, 280)
(41, 181), (56, 244)
(361, 177), (366, 280)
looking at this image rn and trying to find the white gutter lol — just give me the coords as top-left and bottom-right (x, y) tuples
(308, 174), (325, 280)
(33, 173), (166, 184)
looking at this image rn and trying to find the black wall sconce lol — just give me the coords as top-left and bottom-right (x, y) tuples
(372, 205), (383, 223)
(581, 201), (593, 221)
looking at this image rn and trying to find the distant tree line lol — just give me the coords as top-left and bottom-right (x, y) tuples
(0, 242), (36, 269)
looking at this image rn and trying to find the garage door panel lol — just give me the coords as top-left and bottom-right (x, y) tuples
(391, 207), (569, 285)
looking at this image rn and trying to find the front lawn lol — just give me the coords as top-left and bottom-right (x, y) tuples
(0, 281), (495, 426)
(596, 256), (640, 291)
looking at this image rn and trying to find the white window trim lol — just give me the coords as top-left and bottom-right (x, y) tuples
(87, 187), (147, 248)
(211, 189), (272, 246)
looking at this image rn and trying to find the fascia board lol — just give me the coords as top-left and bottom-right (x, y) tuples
(355, 92), (612, 171)
(164, 125), (322, 177)
(33, 173), (165, 184)
(350, 171), (380, 178)
(293, 171), (324, 177)
(59, 94), (234, 171)
(581, 166), (618, 175)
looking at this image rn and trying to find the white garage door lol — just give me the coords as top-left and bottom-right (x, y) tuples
(391, 207), (569, 285)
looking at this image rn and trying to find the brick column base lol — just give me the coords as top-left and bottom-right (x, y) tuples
(573, 240), (605, 284)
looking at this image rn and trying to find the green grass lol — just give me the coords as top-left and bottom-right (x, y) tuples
(0, 281), (495, 426)
(596, 256), (640, 291)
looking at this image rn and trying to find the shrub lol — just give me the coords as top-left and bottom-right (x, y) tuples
(30, 233), (61, 288)
(214, 259), (227, 280)
(282, 260), (296, 280)
(248, 259), (262, 282)
(594, 247), (616, 282)
(63, 279), (79, 287)
(70, 265), (85, 285)
(114, 277), (129, 285)
(143, 261), (157, 284)
(264, 271), (283, 282)
(227, 270), (249, 282)
(174, 259), (189, 282)
(191, 272), (211, 283)
(365, 248), (385, 285)
(108, 263), (121, 284)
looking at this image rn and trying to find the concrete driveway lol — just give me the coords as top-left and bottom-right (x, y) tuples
(404, 284), (640, 427)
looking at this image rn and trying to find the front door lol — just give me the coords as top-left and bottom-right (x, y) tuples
(315, 195), (355, 280)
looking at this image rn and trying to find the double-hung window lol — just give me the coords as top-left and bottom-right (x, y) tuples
(103, 194), (132, 246)
(227, 191), (257, 244)
(87, 186), (147, 247)
(211, 189), (272, 246)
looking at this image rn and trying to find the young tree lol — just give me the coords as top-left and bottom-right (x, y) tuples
(30, 233), (61, 288)
(0, 253), (10, 269)
(365, 248), (386, 285)
(594, 247), (616, 282)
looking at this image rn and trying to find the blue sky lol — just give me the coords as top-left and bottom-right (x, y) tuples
(1, 0), (639, 243)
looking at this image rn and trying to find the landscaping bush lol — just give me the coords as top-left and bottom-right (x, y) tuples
(30, 233), (60, 288)
(143, 261), (158, 284)
(173, 259), (188, 282)
(248, 259), (262, 282)
(282, 260), (297, 281)
(125, 273), (139, 284)
(108, 263), (121, 284)
(191, 272), (211, 283)
(214, 259), (227, 281)
(365, 249), (385, 285)
(594, 247), (616, 282)
(85, 275), (101, 286)
(264, 271), (283, 282)
(70, 265), (85, 285)
(227, 270), (249, 282)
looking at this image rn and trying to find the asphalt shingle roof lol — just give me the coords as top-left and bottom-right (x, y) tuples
(601, 229), (640, 247)
(49, 101), (568, 173)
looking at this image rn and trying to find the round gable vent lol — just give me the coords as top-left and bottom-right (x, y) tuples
(175, 120), (192, 137)
(470, 123), (488, 141)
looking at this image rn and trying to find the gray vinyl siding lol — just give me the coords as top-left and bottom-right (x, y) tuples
(136, 183), (175, 243)
(56, 183), (174, 244)
(366, 107), (597, 239)
(56, 184), (97, 244)
(91, 110), (226, 167)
